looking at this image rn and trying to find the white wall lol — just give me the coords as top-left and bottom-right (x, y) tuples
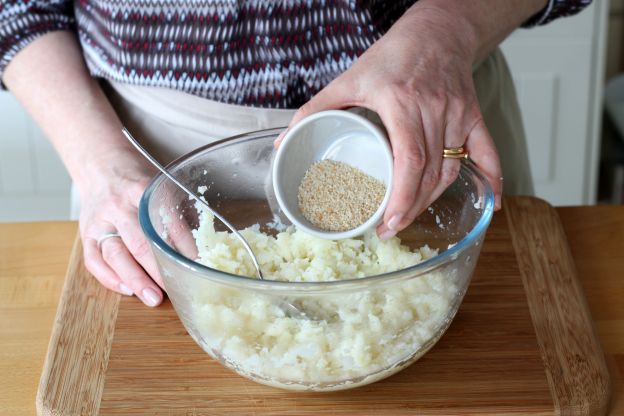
(0, 92), (71, 221)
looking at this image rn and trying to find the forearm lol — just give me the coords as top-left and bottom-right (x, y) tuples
(403, 0), (548, 64)
(2, 31), (135, 192)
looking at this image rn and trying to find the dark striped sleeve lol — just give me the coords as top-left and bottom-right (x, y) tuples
(523, 0), (593, 27)
(0, 0), (74, 83)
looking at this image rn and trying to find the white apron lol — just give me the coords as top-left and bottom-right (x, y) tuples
(71, 48), (533, 217)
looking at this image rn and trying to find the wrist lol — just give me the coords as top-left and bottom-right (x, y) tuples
(404, 0), (548, 64)
(71, 145), (153, 196)
(402, 1), (480, 63)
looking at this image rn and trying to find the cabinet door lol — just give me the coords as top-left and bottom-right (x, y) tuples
(500, 0), (607, 205)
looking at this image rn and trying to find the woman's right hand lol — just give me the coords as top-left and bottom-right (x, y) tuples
(4, 32), (169, 306)
(77, 149), (164, 307)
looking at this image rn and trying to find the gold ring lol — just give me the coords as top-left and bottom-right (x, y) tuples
(443, 147), (469, 159)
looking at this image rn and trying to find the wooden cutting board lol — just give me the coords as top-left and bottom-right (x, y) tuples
(36, 197), (611, 415)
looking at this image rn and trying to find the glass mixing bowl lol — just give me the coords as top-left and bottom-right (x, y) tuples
(139, 128), (494, 391)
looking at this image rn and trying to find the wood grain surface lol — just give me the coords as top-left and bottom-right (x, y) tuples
(0, 222), (76, 416)
(97, 204), (554, 415)
(2, 199), (618, 415)
(558, 205), (624, 415)
(505, 198), (611, 415)
(32, 196), (609, 415)
(36, 237), (120, 416)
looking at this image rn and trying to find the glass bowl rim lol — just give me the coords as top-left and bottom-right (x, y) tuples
(139, 127), (494, 292)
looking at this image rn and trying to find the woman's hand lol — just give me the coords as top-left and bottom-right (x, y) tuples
(277, 3), (508, 239)
(4, 32), (168, 306)
(77, 149), (164, 306)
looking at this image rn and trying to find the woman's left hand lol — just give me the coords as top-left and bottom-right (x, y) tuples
(276, 4), (503, 239)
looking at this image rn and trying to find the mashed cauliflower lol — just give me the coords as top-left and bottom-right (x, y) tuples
(188, 210), (458, 390)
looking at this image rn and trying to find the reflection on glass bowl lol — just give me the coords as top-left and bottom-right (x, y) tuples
(139, 128), (494, 391)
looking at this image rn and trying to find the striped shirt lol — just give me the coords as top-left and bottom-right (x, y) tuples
(0, 0), (592, 108)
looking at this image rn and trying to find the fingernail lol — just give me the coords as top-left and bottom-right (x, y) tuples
(274, 129), (287, 146)
(495, 195), (502, 210)
(119, 283), (134, 296)
(387, 213), (403, 231)
(142, 287), (161, 307)
(379, 229), (397, 240)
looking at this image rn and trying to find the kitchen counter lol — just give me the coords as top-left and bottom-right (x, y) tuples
(1, 205), (622, 414)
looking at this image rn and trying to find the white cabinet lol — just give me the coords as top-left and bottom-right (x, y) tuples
(500, 0), (608, 205)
